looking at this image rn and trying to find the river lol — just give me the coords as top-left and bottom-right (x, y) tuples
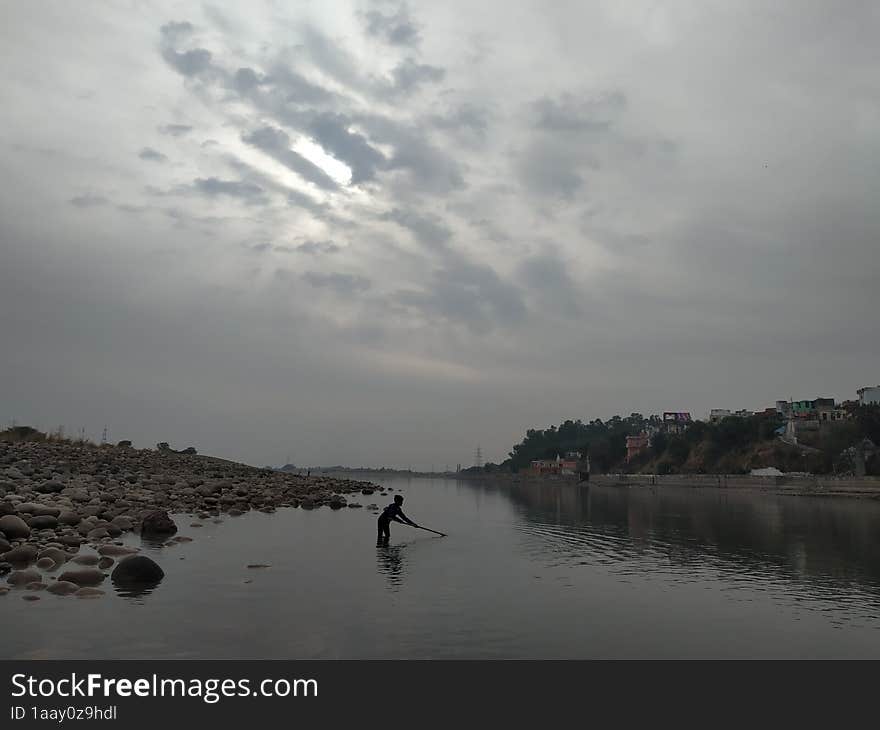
(4, 476), (880, 658)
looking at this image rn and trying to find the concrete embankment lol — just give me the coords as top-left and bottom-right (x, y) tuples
(591, 473), (880, 498)
(456, 472), (880, 499)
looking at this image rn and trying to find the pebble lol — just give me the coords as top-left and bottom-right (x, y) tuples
(22, 594), (41, 601)
(75, 587), (105, 598)
(47, 580), (80, 595)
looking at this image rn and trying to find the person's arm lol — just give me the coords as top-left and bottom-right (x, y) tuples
(397, 510), (418, 527)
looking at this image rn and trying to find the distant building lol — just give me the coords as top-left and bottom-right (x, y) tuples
(625, 433), (651, 462)
(662, 412), (692, 435)
(857, 386), (880, 406)
(529, 454), (579, 476)
(708, 409), (732, 424)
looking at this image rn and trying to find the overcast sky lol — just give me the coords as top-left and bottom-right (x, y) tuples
(1, 1), (878, 468)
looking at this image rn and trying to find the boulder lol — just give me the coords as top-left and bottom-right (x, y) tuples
(111, 555), (164, 588)
(0, 515), (30, 540)
(57, 568), (106, 587)
(140, 510), (177, 536)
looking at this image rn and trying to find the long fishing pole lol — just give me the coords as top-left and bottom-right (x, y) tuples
(413, 524), (447, 537)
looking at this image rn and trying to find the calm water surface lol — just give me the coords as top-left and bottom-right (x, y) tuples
(5, 477), (880, 658)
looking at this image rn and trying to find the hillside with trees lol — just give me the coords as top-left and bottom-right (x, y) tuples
(482, 406), (880, 476)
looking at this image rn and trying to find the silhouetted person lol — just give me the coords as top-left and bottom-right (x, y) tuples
(377, 494), (418, 543)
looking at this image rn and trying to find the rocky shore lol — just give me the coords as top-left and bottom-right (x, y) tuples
(1, 439), (379, 601)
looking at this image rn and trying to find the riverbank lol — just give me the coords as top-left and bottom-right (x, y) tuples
(452, 471), (880, 498)
(1, 439), (380, 600)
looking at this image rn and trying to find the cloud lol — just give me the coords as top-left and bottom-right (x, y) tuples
(517, 249), (582, 317)
(307, 113), (385, 184)
(242, 126), (338, 190)
(531, 92), (626, 132)
(296, 240), (342, 255)
(69, 194), (109, 208)
(388, 58), (444, 95)
(395, 259), (526, 334)
(302, 271), (371, 294)
(159, 21), (214, 77)
(158, 123), (193, 136)
(139, 147), (168, 162)
(363, 5), (421, 47)
(380, 208), (451, 249)
(190, 177), (266, 204)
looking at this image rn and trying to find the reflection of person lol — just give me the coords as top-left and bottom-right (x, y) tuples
(376, 543), (404, 589)
(377, 495), (418, 543)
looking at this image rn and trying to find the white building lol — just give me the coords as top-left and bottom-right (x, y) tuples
(857, 386), (880, 406)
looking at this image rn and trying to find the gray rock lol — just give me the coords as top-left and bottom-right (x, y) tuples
(47, 580), (79, 595)
(97, 544), (137, 557)
(36, 480), (64, 494)
(98, 557), (114, 570)
(74, 587), (104, 598)
(0, 515), (30, 539)
(25, 581), (47, 591)
(36, 557), (56, 570)
(38, 547), (69, 565)
(0, 562), (12, 576)
(32, 505), (61, 517)
(22, 593), (41, 601)
(140, 509), (177, 535)
(57, 568), (106, 587)
(3, 545), (38, 566)
(71, 554), (100, 566)
(28, 515), (58, 530)
(111, 555), (164, 587)
(7, 568), (41, 585)
(0, 538), (10, 553)
(57, 511), (81, 526)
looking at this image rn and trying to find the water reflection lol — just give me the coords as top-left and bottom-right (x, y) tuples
(499, 480), (880, 596)
(376, 542), (405, 590)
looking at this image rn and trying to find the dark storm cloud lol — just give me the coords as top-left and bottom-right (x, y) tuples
(380, 208), (451, 249)
(139, 147), (168, 162)
(241, 126), (339, 190)
(158, 123), (193, 136)
(69, 194), (109, 208)
(307, 113), (385, 184)
(302, 271), (371, 294)
(363, 4), (421, 47)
